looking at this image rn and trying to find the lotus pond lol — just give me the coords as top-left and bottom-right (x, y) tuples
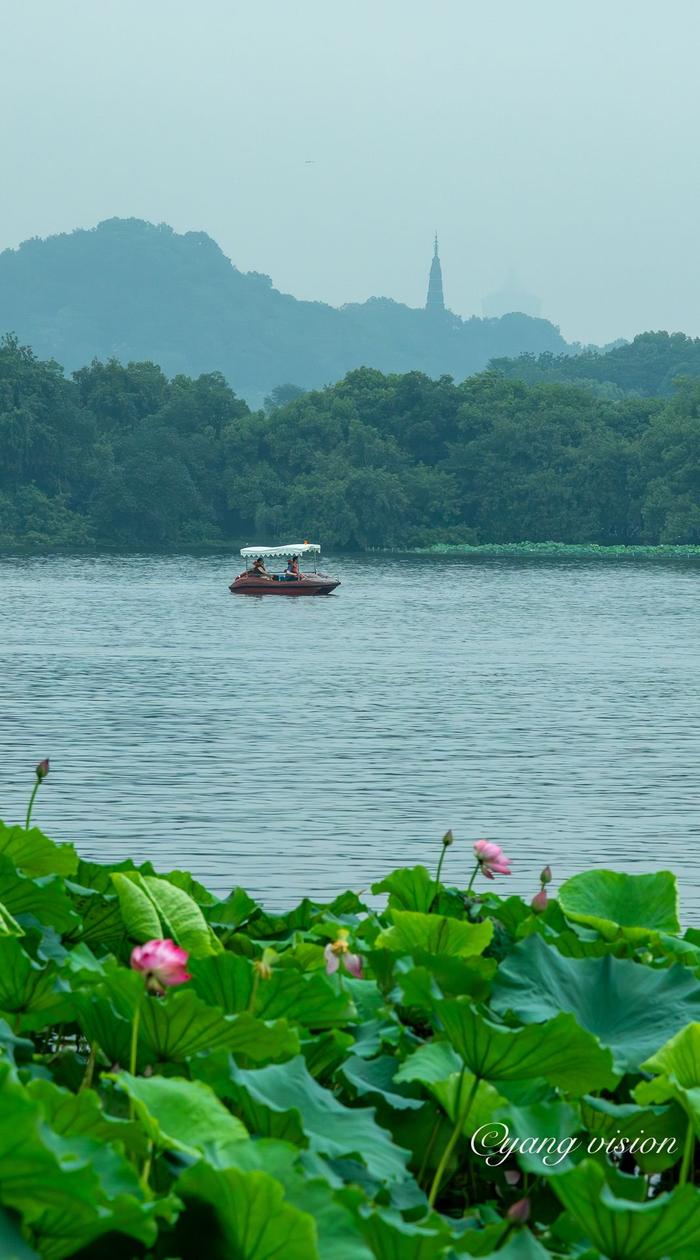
(2, 803), (700, 1259)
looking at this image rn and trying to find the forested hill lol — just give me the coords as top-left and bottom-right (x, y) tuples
(491, 331), (700, 398)
(2, 334), (699, 551)
(0, 218), (567, 407)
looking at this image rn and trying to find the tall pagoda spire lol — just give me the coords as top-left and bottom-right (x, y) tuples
(425, 232), (445, 313)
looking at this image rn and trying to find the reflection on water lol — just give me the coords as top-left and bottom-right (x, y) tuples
(2, 552), (700, 913)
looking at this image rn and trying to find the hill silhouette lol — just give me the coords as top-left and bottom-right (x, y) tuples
(0, 218), (568, 406)
(491, 331), (700, 398)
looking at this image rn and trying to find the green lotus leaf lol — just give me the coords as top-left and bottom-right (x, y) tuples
(491, 1099), (582, 1174)
(637, 1024), (700, 1145)
(190, 951), (353, 1026)
(339, 1054), (424, 1110)
(375, 910), (493, 957)
(195, 1053), (411, 1183)
(371, 866), (439, 913)
(0, 938), (70, 1033)
(72, 985), (298, 1066)
(177, 1161), (320, 1260)
(111, 871), (220, 956)
(0, 899), (23, 936)
(0, 1206), (41, 1259)
(552, 1158), (700, 1259)
(0, 858), (79, 934)
(359, 1207), (455, 1259)
(454, 1232), (558, 1258)
(435, 998), (617, 1091)
(558, 869), (680, 941)
(396, 1040), (505, 1134)
(0, 1059), (165, 1260)
(0, 1016), (34, 1064)
(0, 821), (78, 879)
(490, 934), (700, 1072)
(108, 1071), (248, 1158)
(580, 1095), (684, 1172)
(26, 1077), (142, 1151)
(110, 871), (162, 941)
(201, 1137), (375, 1260)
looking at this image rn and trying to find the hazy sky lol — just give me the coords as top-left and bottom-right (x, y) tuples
(2, 0), (699, 345)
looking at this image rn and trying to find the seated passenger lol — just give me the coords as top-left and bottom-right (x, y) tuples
(284, 555), (301, 580)
(251, 556), (270, 577)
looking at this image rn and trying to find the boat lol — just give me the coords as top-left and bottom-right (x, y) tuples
(229, 543), (341, 596)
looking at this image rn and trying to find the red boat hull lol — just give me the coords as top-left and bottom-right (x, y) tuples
(230, 574), (340, 596)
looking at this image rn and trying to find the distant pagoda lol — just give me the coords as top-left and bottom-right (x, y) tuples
(425, 232), (445, 313)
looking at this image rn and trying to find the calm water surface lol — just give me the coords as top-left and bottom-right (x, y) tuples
(2, 553), (700, 914)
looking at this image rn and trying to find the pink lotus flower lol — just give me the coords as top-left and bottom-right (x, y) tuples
(473, 839), (512, 880)
(531, 888), (548, 913)
(324, 929), (363, 979)
(130, 938), (191, 994)
(507, 1197), (531, 1225)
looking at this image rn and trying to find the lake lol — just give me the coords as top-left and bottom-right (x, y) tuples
(3, 552), (700, 914)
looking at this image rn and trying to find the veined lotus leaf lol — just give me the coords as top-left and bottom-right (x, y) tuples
(490, 934), (700, 1072)
(642, 1022), (700, 1088)
(0, 1059), (168, 1260)
(358, 1207), (455, 1259)
(558, 869), (680, 941)
(301, 1028), (355, 1078)
(108, 1071), (248, 1158)
(435, 999), (617, 1091)
(0, 857), (79, 934)
(339, 1054), (424, 1110)
(580, 1095), (684, 1172)
(26, 1077), (143, 1152)
(0, 821), (78, 879)
(111, 871), (220, 956)
(552, 1158), (700, 1260)
(0, 898), (23, 936)
(194, 1053), (411, 1183)
(452, 1229), (559, 1257)
(177, 1161), (320, 1260)
(396, 1040), (505, 1133)
(637, 1024), (700, 1140)
(371, 866), (439, 914)
(190, 951), (354, 1026)
(493, 1099), (582, 1173)
(0, 937), (71, 1033)
(72, 984), (299, 1066)
(375, 910), (493, 957)
(200, 1137), (375, 1260)
(0, 1205), (40, 1259)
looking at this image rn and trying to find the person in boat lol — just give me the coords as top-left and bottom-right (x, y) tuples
(284, 554), (301, 580)
(251, 556), (271, 578)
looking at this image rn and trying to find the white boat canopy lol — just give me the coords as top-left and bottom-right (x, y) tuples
(240, 542), (321, 558)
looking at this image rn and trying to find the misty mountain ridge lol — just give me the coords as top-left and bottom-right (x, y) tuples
(0, 217), (570, 406)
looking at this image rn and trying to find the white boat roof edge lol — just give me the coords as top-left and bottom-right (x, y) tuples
(240, 543), (321, 557)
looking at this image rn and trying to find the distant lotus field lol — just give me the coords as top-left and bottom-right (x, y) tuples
(1, 774), (700, 1258)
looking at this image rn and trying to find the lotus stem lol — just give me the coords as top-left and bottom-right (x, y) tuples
(466, 861), (480, 893)
(435, 846), (448, 887)
(25, 779), (41, 831)
(680, 1119), (695, 1186)
(79, 1043), (96, 1092)
(129, 999), (142, 1121)
(428, 1069), (480, 1208)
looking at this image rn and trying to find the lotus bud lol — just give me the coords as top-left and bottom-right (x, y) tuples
(504, 1169), (522, 1186)
(507, 1197), (531, 1224)
(442, 830), (454, 847)
(540, 865), (552, 886)
(531, 888), (548, 913)
(35, 758), (50, 781)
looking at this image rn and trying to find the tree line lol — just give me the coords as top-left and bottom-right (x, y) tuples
(1, 332), (699, 549)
